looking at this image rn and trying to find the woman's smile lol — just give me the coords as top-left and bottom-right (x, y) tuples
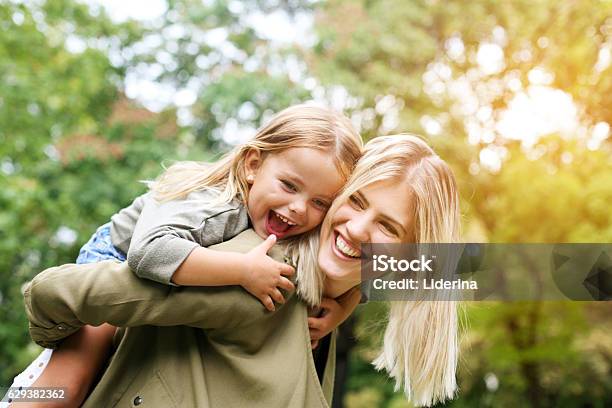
(333, 230), (361, 259)
(318, 178), (415, 287)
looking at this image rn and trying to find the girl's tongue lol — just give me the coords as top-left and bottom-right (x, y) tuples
(267, 211), (292, 236)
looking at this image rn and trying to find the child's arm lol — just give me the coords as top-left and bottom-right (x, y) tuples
(308, 286), (362, 349)
(126, 189), (253, 285)
(126, 191), (294, 310)
(171, 234), (295, 311)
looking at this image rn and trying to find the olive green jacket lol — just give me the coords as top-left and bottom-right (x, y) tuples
(24, 230), (336, 407)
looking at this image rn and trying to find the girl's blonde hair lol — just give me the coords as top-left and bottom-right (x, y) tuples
(291, 134), (461, 406)
(149, 104), (363, 205)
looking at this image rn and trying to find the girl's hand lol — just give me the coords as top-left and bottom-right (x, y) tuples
(308, 297), (346, 348)
(241, 234), (295, 312)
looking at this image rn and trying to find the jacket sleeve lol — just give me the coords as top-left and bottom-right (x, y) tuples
(25, 231), (285, 349)
(126, 193), (210, 285)
(126, 189), (247, 286)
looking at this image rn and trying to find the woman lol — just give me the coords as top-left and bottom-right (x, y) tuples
(313, 135), (460, 406)
(21, 134), (461, 407)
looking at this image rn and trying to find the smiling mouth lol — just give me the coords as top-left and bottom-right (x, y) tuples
(266, 210), (297, 238)
(334, 231), (361, 259)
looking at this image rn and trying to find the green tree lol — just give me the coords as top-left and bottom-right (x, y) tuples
(1, 0), (313, 386)
(0, 0), (168, 383)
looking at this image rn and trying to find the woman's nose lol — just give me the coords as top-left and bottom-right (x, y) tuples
(345, 214), (370, 244)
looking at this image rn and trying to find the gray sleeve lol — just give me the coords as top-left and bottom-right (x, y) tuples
(110, 193), (147, 254)
(127, 190), (248, 285)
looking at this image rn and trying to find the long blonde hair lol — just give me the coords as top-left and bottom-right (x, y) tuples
(149, 104), (363, 205)
(293, 134), (461, 405)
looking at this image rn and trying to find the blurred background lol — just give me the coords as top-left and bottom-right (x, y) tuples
(1, 0), (611, 406)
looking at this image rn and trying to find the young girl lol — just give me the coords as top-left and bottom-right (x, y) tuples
(5, 104), (363, 407)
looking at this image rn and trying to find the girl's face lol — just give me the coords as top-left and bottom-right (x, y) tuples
(245, 147), (344, 240)
(318, 178), (416, 282)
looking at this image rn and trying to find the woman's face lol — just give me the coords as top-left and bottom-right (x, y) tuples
(317, 178), (416, 282)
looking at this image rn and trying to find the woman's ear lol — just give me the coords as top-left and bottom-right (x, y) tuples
(244, 148), (262, 184)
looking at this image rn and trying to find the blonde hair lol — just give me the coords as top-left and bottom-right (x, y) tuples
(285, 226), (323, 306)
(293, 134), (461, 405)
(149, 104), (363, 205)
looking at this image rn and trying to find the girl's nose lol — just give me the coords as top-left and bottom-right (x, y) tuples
(288, 199), (307, 217)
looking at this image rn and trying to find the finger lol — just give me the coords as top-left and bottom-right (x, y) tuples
(270, 288), (285, 305)
(319, 297), (336, 310)
(311, 339), (319, 349)
(308, 317), (322, 330)
(262, 295), (275, 312)
(258, 234), (277, 253)
(310, 329), (322, 340)
(279, 264), (295, 277)
(277, 276), (295, 292)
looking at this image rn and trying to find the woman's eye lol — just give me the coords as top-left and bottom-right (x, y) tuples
(281, 180), (297, 192)
(349, 194), (364, 209)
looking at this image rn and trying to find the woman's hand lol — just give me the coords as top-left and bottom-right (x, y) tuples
(241, 234), (295, 312)
(308, 297), (346, 349)
(308, 287), (362, 349)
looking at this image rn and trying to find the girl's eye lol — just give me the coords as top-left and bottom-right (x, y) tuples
(313, 199), (330, 210)
(281, 180), (297, 192)
(349, 194), (364, 210)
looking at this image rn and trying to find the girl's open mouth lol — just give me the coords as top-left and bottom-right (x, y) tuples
(265, 210), (297, 239)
